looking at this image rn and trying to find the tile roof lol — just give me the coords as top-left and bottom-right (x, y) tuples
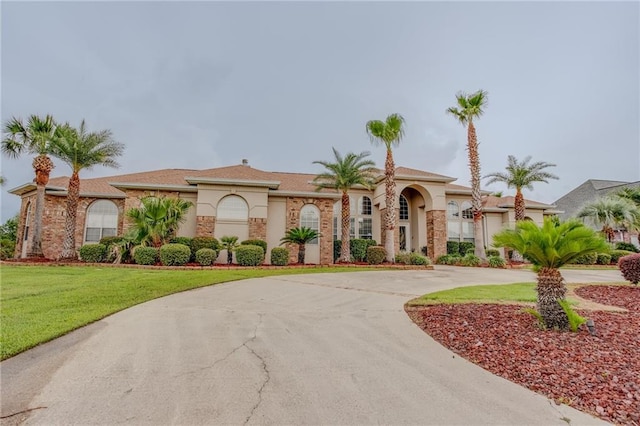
(482, 195), (555, 209)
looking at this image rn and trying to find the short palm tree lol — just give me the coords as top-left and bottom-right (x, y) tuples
(220, 235), (240, 265)
(485, 155), (558, 261)
(617, 187), (640, 208)
(313, 148), (376, 262)
(2, 115), (57, 257)
(50, 121), (124, 259)
(576, 197), (640, 242)
(447, 91), (488, 260)
(366, 113), (405, 262)
(126, 196), (193, 248)
(493, 218), (608, 329)
(280, 226), (319, 264)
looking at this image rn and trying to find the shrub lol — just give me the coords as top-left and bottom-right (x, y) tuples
(572, 252), (597, 265)
(488, 255), (506, 268)
(79, 244), (106, 263)
(159, 243), (191, 266)
(99, 236), (124, 247)
(618, 253), (640, 285)
(458, 242), (475, 256)
(270, 247), (289, 266)
(242, 239), (267, 254)
(409, 252), (431, 266)
(610, 249), (634, 264)
(134, 246), (158, 265)
(596, 253), (612, 265)
(436, 254), (461, 265)
(421, 246), (428, 256)
(333, 240), (342, 262)
(615, 242), (639, 253)
(1, 238), (16, 260)
(486, 249), (500, 257)
(169, 236), (193, 247)
(99, 236), (125, 262)
(461, 253), (481, 267)
(395, 252), (411, 265)
(366, 246), (386, 265)
(446, 241), (459, 255)
(195, 248), (217, 266)
(236, 245), (264, 266)
(351, 239), (377, 262)
(191, 237), (220, 258)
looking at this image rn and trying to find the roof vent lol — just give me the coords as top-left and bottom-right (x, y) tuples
(242, 159), (249, 166)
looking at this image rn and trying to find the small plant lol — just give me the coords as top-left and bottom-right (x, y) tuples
(458, 242), (475, 256)
(436, 254), (461, 265)
(446, 241), (459, 255)
(615, 242), (639, 253)
(596, 253), (612, 265)
(409, 252), (431, 266)
(488, 255), (506, 268)
(571, 252), (597, 265)
(134, 246), (158, 265)
(99, 236), (125, 262)
(195, 248), (217, 266)
(461, 253), (481, 267)
(395, 252), (411, 265)
(618, 253), (640, 285)
(159, 243), (191, 266)
(557, 299), (587, 332)
(236, 245), (264, 266)
(610, 249), (634, 264)
(486, 248), (500, 257)
(220, 236), (240, 265)
(366, 246), (386, 265)
(241, 239), (267, 254)
(79, 244), (106, 263)
(521, 307), (546, 330)
(270, 247), (289, 266)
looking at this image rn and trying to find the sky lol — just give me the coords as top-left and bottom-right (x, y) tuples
(1, 1), (639, 221)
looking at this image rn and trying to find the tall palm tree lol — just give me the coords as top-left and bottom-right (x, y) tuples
(280, 226), (319, 264)
(485, 155), (558, 261)
(220, 235), (240, 265)
(313, 148), (376, 262)
(576, 197), (640, 242)
(617, 187), (640, 208)
(366, 113), (405, 262)
(447, 90), (488, 260)
(50, 121), (124, 259)
(493, 218), (608, 329)
(127, 196), (193, 248)
(2, 115), (57, 257)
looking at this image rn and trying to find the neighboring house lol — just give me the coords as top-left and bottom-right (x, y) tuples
(9, 161), (560, 262)
(554, 179), (640, 246)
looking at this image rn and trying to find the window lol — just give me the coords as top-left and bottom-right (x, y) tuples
(399, 195), (409, 220)
(23, 202), (32, 242)
(300, 204), (319, 244)
(333, 196), (373, 241)
(217, 195), (248, 220)
(462, 221), (475, 242)
(359, 218), (372, 239)
(359, 196), (372, 215)
(85, 200), (118, 243)
(461, 201), (473, 219)
(447, 201), (459, 219)
(447, 200), (474, 244)
(447, 220), (460, 241)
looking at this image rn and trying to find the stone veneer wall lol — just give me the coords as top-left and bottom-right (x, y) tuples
(426, 209), (446, 260)
(285, 197), (334, 264)
(196, 216), (216, 237)
(248, 217), (267, 241)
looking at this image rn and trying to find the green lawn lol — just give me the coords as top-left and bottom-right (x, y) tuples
(407, 282), (539, 306)
(0, 265), (377, 360)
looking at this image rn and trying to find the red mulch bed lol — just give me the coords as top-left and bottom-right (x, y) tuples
(406, 285), (640, 425)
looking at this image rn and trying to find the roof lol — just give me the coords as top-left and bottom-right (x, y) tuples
(482, 195), (556, 210)
(554, 179), (640, 220)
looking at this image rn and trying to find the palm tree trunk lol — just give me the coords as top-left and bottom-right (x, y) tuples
(510, 188), (525, 262)
(298, 243), (305, 264)
(60, 171), (80, 259)
(339, 192), (351, 262)
(467, 122), (486, 260)
(536, 267), (569, 330)
(28, 155), (54, 258)
(384, 149), (396, 262)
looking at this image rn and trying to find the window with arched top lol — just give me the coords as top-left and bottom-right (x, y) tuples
(23, 202), (32, 242)
(85, 200), (118, 243)
(447, 200), (474, 243)
(447, 201), (459, 219)
(461, 201), (473, 220)
(217, 195), (248, 220)
(399, 195), (409, 221)
(301, 204), (320, 244)
(359, 196), (372, 216)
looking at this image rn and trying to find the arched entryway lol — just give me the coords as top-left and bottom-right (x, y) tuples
(399, 186), (431, 255)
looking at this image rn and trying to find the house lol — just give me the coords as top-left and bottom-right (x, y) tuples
(9, 161), (560, 263)
(554, 179), (640, 246)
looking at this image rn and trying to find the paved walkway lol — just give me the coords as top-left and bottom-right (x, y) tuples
(2, 266), (621, 425)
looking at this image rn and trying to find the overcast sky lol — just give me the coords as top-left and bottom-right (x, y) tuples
(1, 1), (639, 221)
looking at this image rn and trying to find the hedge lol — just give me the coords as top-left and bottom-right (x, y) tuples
(195, 248), (217, 266)
(334, 239), (378, 262)
(572, 252), (598, 265)
(611, 250), (634, 264)
(488, 255), (506, 268)
(270, 247), (289, 266)
(446, 241), (459, 255)
(458, 242), (475, 256)
(160, 243), (191, 266)
(618, 253), (640, 285)
(134, 247), (158, 265)
(241, 239), (267, 254)
(79, 244), (106, 263)
(236, 245), (264, 266)
(191, 237), (220, 258)
(366, 246), (386, 265)
(596, 253), (612, 265)
(615, 242), (639, 253)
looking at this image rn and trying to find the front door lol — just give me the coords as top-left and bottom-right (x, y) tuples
(399, 225), (409, 252)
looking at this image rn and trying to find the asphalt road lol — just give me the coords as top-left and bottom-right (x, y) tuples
(2, 266), (622, 425)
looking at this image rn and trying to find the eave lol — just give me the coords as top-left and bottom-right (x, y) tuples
(184, 177), (280, 189)
(109, 182), (198, 193)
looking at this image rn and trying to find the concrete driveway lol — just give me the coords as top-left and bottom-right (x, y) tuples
(2, 266), (622, 425)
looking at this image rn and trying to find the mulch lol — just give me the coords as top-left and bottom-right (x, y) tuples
(406, 285), (640, 425)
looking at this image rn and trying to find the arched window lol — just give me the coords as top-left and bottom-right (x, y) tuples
(300, 204), (319, 244)
(85, 200), (118, 243)
(23, 202), (32, 242)
(461, 201), (473, 220)
(217, 195), (248, 220)
(447, 201), (459, 219)
(399, 195), (409, 220)
(359, 196), (372, 215)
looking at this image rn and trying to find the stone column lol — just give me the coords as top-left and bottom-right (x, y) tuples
(196, 216), (215, 237)
(427, 210), (447, 260)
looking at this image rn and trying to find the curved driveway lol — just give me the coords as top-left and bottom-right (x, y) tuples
(2, 266), (621, 425)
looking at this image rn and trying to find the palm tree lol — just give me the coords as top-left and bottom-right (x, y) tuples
(126, 196), (193, 248)
(617, 187), (640, 208)
(485, 155), (558, 261)
(313, 148), (376, 263)
(50, 121), (124, 259)
(280, 226), (320, 264)
(220, 235), (240, 265)
(366, 113), (405, 262)
(576, 197), (640, 242)
(493, 218), (608, 329)
(2, 115), (57, 257)
(447, 90), (488, 260)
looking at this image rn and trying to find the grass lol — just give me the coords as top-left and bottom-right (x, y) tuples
(407, 282), (538, 306)
(0, 265), (378, 360)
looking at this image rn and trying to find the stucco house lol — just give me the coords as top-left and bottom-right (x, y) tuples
(9, 160), (561, 263)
